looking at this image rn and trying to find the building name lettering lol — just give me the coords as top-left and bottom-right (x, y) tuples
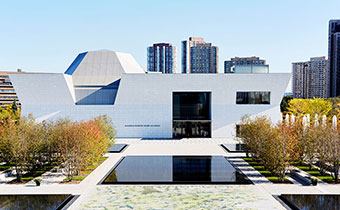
(125, 124), (160, 128)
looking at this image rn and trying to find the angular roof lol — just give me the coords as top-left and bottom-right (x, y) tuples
(65, 50), (145, 86)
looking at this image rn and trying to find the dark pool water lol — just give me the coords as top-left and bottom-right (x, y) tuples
(107, 144), (128, 153)
(281, 194), (340, 210)
(102, 155), (249, 184)
(0, 194), (72, 210)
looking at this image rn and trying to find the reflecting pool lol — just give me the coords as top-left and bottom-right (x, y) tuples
(102, 155), (250, 184)
(0, 194), (74, 210)
(280, 194), (340, 210)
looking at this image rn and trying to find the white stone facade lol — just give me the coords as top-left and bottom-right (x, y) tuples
(9, 50), (290, 138)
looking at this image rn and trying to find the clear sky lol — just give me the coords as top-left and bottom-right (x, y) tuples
(0, 0), (339, 76)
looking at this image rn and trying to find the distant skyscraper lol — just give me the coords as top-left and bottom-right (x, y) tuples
(224, 56), (266, 73)
(293, 57), (328, 99)
(328, 20), (340, 97)
(181, 37), (218, 73)
(147, 43), (176, 74)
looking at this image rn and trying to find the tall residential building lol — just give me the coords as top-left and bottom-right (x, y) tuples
(181, 37), (205, 73)
(181, 37), (218, 73)
(147, 43), (176, 74)
(328, 20), (340, 97)
(292, 57), (328, 99)
(0, 69), (24, 107)
(224, 56), (266, 73)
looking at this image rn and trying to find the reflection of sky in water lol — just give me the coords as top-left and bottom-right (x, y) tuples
(107, 144), (127, 153)
(282, 194), (340, 210)
(104, 156), (241, 183)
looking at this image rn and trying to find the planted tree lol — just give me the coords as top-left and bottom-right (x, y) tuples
(272, 123), (300, 181)
(317, 126), (332, 175)
(56, 116), (115, 181)
(324, 127), (340, 183)
(280, 95), (293, 113)
(287, 98), (332, 117)
(301, 125), (320, 170)
(0, 118), (36, 182)
(239, 115), (273, 160)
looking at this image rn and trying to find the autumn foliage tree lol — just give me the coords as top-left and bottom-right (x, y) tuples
(0, 117), (43, 181)
(287, 98), (332, 117)
(53, 116), (115, 181)
(239, 116), (300, 181)
(0, 115), (115, 182)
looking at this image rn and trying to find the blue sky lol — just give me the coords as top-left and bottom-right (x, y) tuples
(0, 0), (339, 76)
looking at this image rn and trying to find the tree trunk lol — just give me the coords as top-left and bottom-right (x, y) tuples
(334, 162), (339, 183)
(14, 165), (21, 182)
(279, 173), (285, 182)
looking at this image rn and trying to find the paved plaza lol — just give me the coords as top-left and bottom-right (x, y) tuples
(1, 138), (339, 209)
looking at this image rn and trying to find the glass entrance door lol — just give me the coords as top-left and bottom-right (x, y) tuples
(173, 121), (211, 138)
(172, 92), (211, 138)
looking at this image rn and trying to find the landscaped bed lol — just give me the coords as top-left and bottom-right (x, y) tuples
(8, 169), (49, 184)
(292, 161), (338, 184)
(61, 156), (108, 184)
(243, 157), (292, 184)
(0, 165), (11, 172)
(5, 161), (62, 184)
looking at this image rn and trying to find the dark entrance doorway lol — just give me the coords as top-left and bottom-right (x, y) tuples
(173, 92), (211, 138)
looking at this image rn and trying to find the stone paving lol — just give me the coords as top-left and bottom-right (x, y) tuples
(25, 169), (66, 186)
(1, 138), (340, 210)
(78, 185), (284, 210)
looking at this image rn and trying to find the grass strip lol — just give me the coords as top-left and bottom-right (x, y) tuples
(243, 157), (291, 184)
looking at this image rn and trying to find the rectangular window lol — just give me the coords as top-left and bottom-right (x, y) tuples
(173, 92), (210, 120)
(236, 91), (270, 104)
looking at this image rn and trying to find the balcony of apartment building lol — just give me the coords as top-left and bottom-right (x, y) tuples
(0, 70), (22, 108)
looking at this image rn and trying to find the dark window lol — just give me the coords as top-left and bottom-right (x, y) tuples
(236, 91), (270, 104)
(173, 92), (210, 120)
(173, 92), (211, 138)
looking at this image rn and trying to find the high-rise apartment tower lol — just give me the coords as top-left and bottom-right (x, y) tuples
(293, 57), (328, 99)
(181, 37), (218, 73)
(328, 20), (340, 97)
(147, 43), (176, 74)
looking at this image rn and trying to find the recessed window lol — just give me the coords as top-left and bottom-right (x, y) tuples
(236, 91), (270, 104)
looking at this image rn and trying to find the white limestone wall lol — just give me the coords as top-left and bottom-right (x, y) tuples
(10, 73), (290, 138)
